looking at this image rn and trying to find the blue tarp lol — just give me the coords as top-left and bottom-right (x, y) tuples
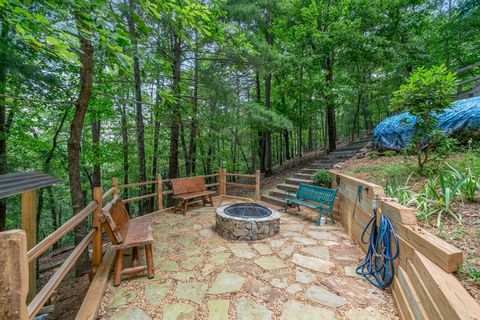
(373, 96), (480, 150)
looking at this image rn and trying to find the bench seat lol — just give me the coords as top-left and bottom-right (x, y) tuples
(171, 176), (215, 214)
(173, 190), (215, 201)
(284, 184), (337, 225)
(115, 218), (154, 250)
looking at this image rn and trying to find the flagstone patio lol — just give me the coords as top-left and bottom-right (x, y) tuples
(97, 197), (399, 320)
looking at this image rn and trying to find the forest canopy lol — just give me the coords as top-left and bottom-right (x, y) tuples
(0, 0), (479, 243)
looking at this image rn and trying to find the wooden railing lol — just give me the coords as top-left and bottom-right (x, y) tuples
(0, 168), (261, 320)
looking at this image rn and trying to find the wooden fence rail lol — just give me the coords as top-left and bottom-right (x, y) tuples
(0, 168), (261, 320)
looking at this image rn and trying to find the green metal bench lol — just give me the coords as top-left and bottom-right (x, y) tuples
(284, 184), (338, 225)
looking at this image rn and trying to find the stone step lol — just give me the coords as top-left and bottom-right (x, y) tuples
(285, 178), (313, 186)
(277, 183), (299, 192)
(300, 168), (319, 174)
(294, 173), (314, 180)
(269, 188), (289, 198)
(261, 195), (286, 207)
(306, 164), (335, 170)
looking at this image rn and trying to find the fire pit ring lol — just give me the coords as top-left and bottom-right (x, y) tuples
(216, 203), (280, 241)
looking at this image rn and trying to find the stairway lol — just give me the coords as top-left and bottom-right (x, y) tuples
(261, 138), (371, 207)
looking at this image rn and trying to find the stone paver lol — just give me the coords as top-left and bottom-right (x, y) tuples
(292, 253), (334, 273)
(346, 307), (386, 320)
(300, 246), (330, 259)
(323, 276), (386, 305)
(208, 299), (230, 320)
(100, 199), (397, 320)
(208, 272), (245, 294)
(174, 282), (208, 304)
(144, 283), (172, 305)
(296, 268), (316, 284)
(253, 243), (273, 255)
(280, 301), (337, 320)
(245, 278), (283, 304)
(107, 290), (137, 309)
(254, 255), (287, 270)
(305, 285), (347, 308)
(110, 307), (151, 320)
(228, 243), (256, 259)
(163, 303), (195, 319)
(236, 297), (272, 320)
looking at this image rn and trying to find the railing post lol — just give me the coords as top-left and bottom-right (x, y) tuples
(92, 187), (103, 271)
(21, 190), (37, 303)
(112, 177), (119, 197)
(255, 170), (261, 200)
(156, 173), (163, 211)
(0, 230), (29, 320)
(218, 168), (226, 196)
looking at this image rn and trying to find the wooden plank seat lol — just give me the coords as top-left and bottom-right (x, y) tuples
(171, 176), (215, 214)
(284, 184), (338, 225)
(100, 197), (154, 286)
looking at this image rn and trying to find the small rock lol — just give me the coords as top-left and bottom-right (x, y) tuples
(228, 243), (256, 259)
(307, 231), (338, 241)
(209, 252), (231, 266)
(322, 276), (385, 305)
(161, 261), (179, 272)
(286, 283), (303, 294)
(245, 278), (283, 304)
(183, 256), (203, 270)
(292, 237), (317, 245)
(278, 245), (295, 259)
(300, 246), (330, 259)
(169, 271), (195, 281)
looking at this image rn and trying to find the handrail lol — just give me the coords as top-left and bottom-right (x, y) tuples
(28, 230), (95, 319)
(117, 180), (156, 189)
(27, 201), (97, 263)
(226, 173), (255, 178)
(102, 187), (116, 201)
(123, 192), (157, 204)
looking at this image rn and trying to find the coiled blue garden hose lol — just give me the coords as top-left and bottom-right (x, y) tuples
(356, 199), (400, 289)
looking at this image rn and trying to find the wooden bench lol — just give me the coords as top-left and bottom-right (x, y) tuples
(171, 176), (215, 214)
(100, 197), (154, 286)
(284, 184), (338, 225)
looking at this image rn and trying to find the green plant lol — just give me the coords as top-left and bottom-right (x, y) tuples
(384, 174), (416, 206)
(368, 151), (379, 160)
(313, 169), (332, 188)
(390, 65), (457, 174)
(445, 163), (480, 202)
(466, 265), (480, 284)
(384, 150), (397, 157)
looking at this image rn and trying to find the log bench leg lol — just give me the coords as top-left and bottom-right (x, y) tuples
(209, 194), (213, 207)
(131, 247), (139, 267)
(114, 249), (124, 286)
(182, 199), (189, 214)
(145, 244), (154, 279)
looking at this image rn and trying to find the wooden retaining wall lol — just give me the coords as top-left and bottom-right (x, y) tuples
(330, 171), (480, 320)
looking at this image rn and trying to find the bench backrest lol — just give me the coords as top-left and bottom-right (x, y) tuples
(102, 197), (129, 244)
(171, 176), (207, 196)
(297, 184), (337, 208)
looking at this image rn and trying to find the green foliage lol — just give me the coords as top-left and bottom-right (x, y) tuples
(368, 151), (379, 160)
(384, 150), (397, 157)
(390, 65), (458, 173)
(313, 169), (332, 188)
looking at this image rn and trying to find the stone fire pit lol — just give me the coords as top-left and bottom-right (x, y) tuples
(215, 203), (280, 240)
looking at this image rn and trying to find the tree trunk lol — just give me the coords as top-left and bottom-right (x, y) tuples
(324, 55), (336, 152)
(91, 109), (101, 188)
(0, 49), (6, 232)
(119, 101), (130, 211)
(125, 0), (147, 214)
(168, 32), (182, 179)
(284, 130), (290, 160)
(69, 15), (94, 277)
(151, 84), (161, 210)
(188, 35), (199, 176)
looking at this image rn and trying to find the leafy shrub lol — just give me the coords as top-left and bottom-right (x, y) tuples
(313, 169), (332, 188)
(390, 65), (457, 174)
(368, 151), (379, 160)
(384, 150), (397, 157)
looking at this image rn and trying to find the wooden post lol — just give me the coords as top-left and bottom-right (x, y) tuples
(255, 170), (261, 200)
(218, 168), (226, 196)
(92, 187), (103, 271)
(0, 230), (28, 320)
(112, 177), (119, 197)
(156, 173), (163, 211)
(21, 190), (37, 303)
